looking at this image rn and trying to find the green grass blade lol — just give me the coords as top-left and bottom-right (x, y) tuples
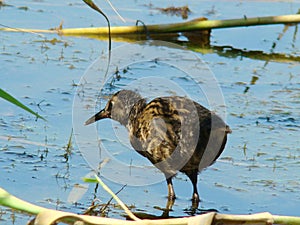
(0, 187), (46, 215)
(82, 177), (98, 183)
(0, 88), (46, 121)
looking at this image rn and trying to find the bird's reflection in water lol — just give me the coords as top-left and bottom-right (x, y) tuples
(129, 197), (218, 220)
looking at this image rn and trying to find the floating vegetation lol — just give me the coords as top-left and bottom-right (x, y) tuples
(17, 6), (29, 11)
(2, 14), (300, 39)
(243, 143), (247, 157)
(155, 6), (191, 20)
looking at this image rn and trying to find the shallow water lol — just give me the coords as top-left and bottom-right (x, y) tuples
(0, 0), (300, 224)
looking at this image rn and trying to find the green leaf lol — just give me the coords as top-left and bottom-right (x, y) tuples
(0, 88), (46, 121)
(82, 177), (98, 183)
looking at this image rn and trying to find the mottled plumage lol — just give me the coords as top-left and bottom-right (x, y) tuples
(85, 90), (231, 203)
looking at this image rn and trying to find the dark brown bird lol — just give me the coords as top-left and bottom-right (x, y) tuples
(85, 90), (231, 204)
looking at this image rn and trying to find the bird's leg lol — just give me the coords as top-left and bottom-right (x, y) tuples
(166, 177), (176, 200)
(161, 195), (175, 218)
(186, 171), (200, 207)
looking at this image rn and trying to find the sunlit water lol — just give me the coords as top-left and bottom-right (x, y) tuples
(0, 0), (300, 224)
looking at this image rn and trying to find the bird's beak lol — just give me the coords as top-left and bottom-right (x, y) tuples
(84, 109), (110, 125)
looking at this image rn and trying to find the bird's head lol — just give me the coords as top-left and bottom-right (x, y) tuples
(85, 90), (143, 126)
